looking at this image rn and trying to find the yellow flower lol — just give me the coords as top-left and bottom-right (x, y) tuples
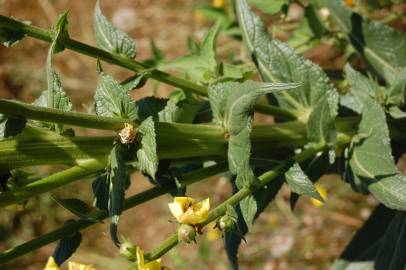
(168, 197), (210, 225)
(43, 257), (96, 270)
(68, 262), (96, 270)
(136, 246), (171, 270)
(212, 0), (227, 8)
(44, 257), (60, 270)
(310, 183), (328, 208)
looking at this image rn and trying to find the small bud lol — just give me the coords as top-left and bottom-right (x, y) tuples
(119, 240), (137, 261)
(178, 224), (196, 243)
(118, 123), (136, 144)
(219, 215), (235, 232)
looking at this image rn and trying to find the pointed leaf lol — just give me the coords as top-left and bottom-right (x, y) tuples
(50, 11), (69, 54)
(285, 163), (324, 202)
(108, 144), (128, 245)
(322, 0), (406, 83)
(167, 21), (221, 83)
(52, 220), (82, 266)
(93, 0), (136, 58)
(236, 0), (338, 151)
(209, 80), (298, 188)
(136, 117), (158, 179)
(52, 196), (98, 223)
(95, 72), (138, 121)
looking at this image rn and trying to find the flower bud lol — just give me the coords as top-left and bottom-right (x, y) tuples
(178, 224), (196, 243)
(119, 240), (137, 261)
(219, 215), (235, 232)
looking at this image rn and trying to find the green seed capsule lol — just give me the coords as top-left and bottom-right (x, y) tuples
(219, 215), (235, 231)
(178, 224), (196, 243)
(119, 240), (137, 261)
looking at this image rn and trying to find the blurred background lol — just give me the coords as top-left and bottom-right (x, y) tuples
(1, 0), (405, 269)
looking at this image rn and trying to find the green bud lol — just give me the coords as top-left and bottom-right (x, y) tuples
(178, 224), (196, 243)
(119, 240), (137, 261)
(219, 215), (235, 231)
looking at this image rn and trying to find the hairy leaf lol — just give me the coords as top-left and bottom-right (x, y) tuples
(348, 97), (406, 210)
(108, 144), (129, 245)
(167, 21), (221, 83)
(285, 163), (324, 202)
(341, 65), (382, 114)
(136, 117), (158, 179)
(95, 72), (138, 121)
(236, 0), (338, 151)
(93, 0), (136, 58)
(52, 220), (82, 266)
(209, 80), (298, 188)
(50, 11), (69, 54)
(323, 0), (406, 83)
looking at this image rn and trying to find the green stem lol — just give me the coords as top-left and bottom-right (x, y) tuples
(0, 163), (228, 265)
(0, 159), (106, 208)
(145, 145), (326, 261)
(0, 15), (297, 120)
(0, 99), (127, 130)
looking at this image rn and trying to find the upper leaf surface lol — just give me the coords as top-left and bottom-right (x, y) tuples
(323, 0), (406, 83)
(285, 163), (324, 202)
(136, 117), (158, 180)
(349, 97), (406, 210)
(94, 0), (137, 58)
(95, 72), (138, 121)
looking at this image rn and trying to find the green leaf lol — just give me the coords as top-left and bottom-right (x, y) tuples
(52, 196), (98, 223)
(239, 194), (257, 232)
(95, 72), (138, 121)
(50, 11), (69, 54)
(136, 97), (167, 122)
(236, 0), (337, 112)
(387, 68), (406, 107)
(322, 0), (406, 83)
(208, 80), (298, 188)
(248, 0), (288, 15)
(0, 114), (26, 139)
(236, 0), (338, 153)
(92, 174), (109, 211)
(108, 144), (129, 245)
(374, 212), (406, 270)
(285, 163), (324, 202)
(93, 0), (137, 58)
(34, 26), (72, 132)
(120, 72), (149, 91)
(341, 65), (382, 114)
(348, 97), (406, 210)
(167, 21), (221, 83)
(306, 88), (338, 151)
(136, 117), (158, 179)
(330, 204), (395, 270)
(52, 220), (82, 266)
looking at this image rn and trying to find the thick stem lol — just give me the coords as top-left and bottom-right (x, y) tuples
(0, 159), (106, 207)
(0, 15), (297, 120)
(0, 163), (228, 265)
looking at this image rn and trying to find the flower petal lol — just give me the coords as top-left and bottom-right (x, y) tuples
(136, 246), (145, 268)
(44, 257), (60, 270)
(142, 259), (162, 270)
(168, 202), (184, 221)
(68, 262), (96, 270)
